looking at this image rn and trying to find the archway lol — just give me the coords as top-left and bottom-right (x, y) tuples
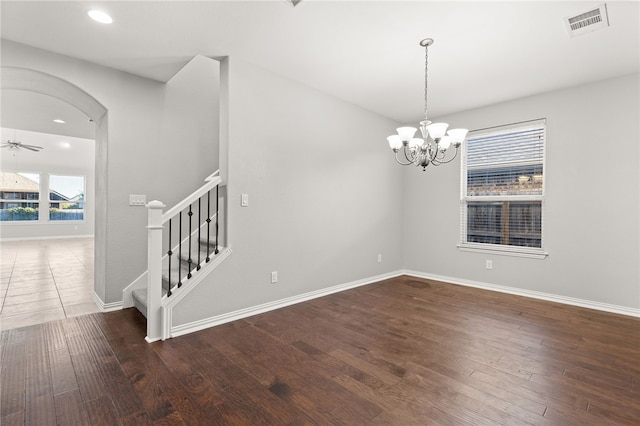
(1, 66), (109, 305)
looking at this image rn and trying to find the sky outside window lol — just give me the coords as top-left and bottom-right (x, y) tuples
(49, 174), (84, 199)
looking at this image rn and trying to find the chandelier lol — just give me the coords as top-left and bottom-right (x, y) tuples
(387, 38), (468, 170)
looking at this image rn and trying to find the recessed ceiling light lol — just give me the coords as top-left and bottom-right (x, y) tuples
(60, 141), (71, 149)
(88, 10), (113, 24)
(53, 119), (66, 124)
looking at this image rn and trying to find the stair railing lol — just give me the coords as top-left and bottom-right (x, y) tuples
(145, 170), (223, 342)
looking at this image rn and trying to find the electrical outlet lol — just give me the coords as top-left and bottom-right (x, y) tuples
(485, 260), (493, 270)
(271, 271), (278, 283)
(378, 254), (382, 263)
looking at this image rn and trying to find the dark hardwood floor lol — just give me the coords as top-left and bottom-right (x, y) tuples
(1, 275), (639, 425)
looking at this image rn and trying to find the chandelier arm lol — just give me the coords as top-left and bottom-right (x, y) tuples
(436, 147), (447, 161)
(396, 145), (418, 165)
(432, 147), (459, 166)
(394, 152), (414, 166)
(401, 145), (419, 163)
(430, 149), (447, 166)
(428, 143), (439, 163)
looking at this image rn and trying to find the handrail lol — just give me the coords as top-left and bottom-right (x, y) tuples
(163, 172), (221, 223)
(204, 170), (220, 182)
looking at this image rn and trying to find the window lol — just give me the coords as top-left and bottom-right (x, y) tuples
(0, 172), (86, 223)
(0, 172), (40, 221)
(49, 174), (85, 221)
(460, 119), (546, 258)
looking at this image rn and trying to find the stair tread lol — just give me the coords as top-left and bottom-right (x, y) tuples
(162, 245), (220, 281)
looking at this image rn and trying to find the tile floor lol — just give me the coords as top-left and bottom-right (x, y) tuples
(0, 237), (99, 331)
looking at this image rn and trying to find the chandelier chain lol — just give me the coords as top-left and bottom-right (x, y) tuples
(424, 42), (429, 121)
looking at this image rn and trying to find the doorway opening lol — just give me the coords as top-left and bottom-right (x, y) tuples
(1, 67), (109, 329)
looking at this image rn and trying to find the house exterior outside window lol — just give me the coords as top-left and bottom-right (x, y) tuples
(0, 172), (40, 221)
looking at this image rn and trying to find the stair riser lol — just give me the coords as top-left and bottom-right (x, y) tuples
(132, 288), (148, 318)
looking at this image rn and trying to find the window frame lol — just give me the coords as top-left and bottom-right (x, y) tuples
(0, 171), (87, 224)
(458, 119), (548, 259)
(48, 173), (86, 222)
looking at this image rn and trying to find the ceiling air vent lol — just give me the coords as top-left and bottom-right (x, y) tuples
(564, 4), (609, 38)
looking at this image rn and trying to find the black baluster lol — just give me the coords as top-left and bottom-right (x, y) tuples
(206, 190), (211, 262)
(197, 198), (201, 271)
(178, 212), (182, 288)
(167, 219), (172, 297)
(187, 204), (193, 279)
(215, 185), (219, 255)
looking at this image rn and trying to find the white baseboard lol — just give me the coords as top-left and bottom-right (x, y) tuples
(170, 270), (404, 338)
(404, 270), (640, 318)
(172, 269), (639, 338)
(0, 234), (94, 242)
(93, 292), (123, 312)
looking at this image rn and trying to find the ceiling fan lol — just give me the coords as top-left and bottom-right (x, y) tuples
(1, 139), (44, 152)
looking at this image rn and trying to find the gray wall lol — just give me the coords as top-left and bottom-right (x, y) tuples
(173, 57), (405, 325)
(3, 38), (637, 318)
(403, 73), (640, 310)
(1, 40), (220, 303)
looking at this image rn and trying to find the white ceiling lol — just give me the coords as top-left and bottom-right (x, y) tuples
(1, 127), (95, 172)
(1, 90), (95, 139)
(1, 0), (639, 125)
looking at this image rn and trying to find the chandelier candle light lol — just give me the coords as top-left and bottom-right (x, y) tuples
(387, 38), (468, 170)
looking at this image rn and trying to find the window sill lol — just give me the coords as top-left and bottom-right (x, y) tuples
(458, 243), (548, 259)
(0, 220), (86, 225)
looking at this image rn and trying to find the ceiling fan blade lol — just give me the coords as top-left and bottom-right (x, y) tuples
(1, 145), (11, 148)
(21, 146), (40, 152)
(21, 144), (44, 150)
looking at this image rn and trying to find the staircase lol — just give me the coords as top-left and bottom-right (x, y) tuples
(133, 170), (230, 342)
(132, 237), (223, 317)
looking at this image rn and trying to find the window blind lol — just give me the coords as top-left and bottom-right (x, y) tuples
(465, 120), (545, 198)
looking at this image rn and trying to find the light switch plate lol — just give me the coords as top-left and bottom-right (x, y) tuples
(129, 194), (147, 206)
(241, 193), (249, 207)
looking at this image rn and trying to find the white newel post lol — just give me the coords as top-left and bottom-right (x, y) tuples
(146, 200), (166, 342)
